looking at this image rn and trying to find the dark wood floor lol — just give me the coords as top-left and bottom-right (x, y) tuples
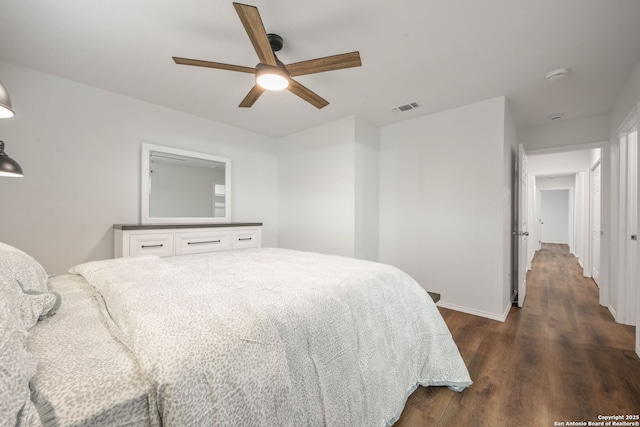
(395, 243), (640, 426)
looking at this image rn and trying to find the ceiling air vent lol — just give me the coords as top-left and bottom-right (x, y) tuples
(391, 101), (421, 113)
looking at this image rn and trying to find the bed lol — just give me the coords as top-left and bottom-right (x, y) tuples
(1, 242), (472, 426)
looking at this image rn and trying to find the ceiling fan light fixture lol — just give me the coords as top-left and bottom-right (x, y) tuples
(256, 73), (289, 91)
(255, 64), (289, 91)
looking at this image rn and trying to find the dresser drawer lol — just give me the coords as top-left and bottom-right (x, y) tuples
(175, 231), (232, 255)
(232, 229), (260, 250)
(129, 233), (174, 257)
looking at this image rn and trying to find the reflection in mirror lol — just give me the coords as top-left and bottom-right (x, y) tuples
(141, 144), (231, 224)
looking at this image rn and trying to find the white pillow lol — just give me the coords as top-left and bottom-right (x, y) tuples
(0, 242), (48, 293)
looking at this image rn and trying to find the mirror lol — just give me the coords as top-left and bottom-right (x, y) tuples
(141, 143), (231, 224)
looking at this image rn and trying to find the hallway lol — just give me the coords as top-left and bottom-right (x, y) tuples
(396, 243), (640, 426)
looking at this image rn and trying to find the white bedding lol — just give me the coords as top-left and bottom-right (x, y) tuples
(69, 248), (471, 426)
(28, 274), (155, 427)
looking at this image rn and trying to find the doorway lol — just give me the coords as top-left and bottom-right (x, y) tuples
(540, 189), (570, 245)
(524, 146), (603, 294)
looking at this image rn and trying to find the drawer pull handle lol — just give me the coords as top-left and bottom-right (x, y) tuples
(188, 240), (221, 245)
(238, 237), (252, 241)
(141, 244), (163, 249)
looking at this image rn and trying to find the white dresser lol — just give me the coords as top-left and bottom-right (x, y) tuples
(113, 223), (262, 258)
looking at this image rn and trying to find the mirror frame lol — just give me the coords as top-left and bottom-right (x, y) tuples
(141, 143), (231, 224)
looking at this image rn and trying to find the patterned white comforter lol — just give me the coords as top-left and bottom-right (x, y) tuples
(70, 248), (472, 426)
(28, 274), (155, 427)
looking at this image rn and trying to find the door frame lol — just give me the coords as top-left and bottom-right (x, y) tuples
(517, 144), (528, 308)
(615, 105), (639, 337)
(590, 160), (602, 286)
(525, 141), (609, 312)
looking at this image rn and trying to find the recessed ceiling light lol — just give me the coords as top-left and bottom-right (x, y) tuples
(545, 68), (570, 82)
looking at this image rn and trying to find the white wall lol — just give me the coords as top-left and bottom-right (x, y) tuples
(0, 62), (278, 273)
(277, 117), (357, 257)
(276, 116), (380, 260)
(519, 114), (609, 151)
(354, 117), (380, 261)
(504, 100), (518, 309)
(528, 149), (595, 174)
(379, 96), (511, 321)
(540, 189), (570, 244)
(535, 175), (576, 190)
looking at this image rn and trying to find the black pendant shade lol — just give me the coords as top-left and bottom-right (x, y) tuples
(0, 141), (23, 177)
(0, 78), (23, 177)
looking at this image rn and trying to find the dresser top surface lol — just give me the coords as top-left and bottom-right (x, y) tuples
(114, 223), (262, 231)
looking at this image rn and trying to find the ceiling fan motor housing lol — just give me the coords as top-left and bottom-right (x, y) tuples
(267, 33), (283, 52)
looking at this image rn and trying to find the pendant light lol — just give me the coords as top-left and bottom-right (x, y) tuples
(0, 141), (23, 177)
(0, 79), (23, 177)
(0, 79), (15, 118)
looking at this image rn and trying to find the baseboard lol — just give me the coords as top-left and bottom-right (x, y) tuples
(436, 301), (509, 322)
(608, 304), (617, 320)
(637, 345), (640, 359)
(501, 302), (511, 321)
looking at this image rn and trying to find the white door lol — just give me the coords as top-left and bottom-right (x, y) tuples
(517, 144), (528, 308)
(591, 162), (601, 285)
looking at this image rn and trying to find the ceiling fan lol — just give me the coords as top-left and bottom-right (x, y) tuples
(172, 2), (362, 109)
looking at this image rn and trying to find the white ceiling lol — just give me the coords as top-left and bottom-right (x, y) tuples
(1, 0), (639, 138)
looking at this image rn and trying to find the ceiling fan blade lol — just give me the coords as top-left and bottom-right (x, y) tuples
(233, 3), (277, 67)
(239, 84), (266, 108)
(173, 57), (255, 74)
(287, 79), (329, 109)
(286, 51), (362, 77)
